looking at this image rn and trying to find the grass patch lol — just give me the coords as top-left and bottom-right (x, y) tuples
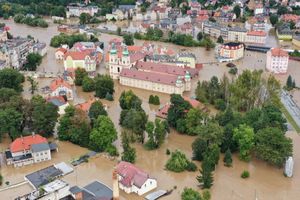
(280, 104), (300, 133)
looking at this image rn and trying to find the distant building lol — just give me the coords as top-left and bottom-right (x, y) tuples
(116, 161), (157, 196)
(276, 23), (293, 41)
(49, 78), (73, 100)
(33, 42), (47, 57)
(176, 52), (197, 68)
(66, 3), (99, 18)
(218, 42), (244, 62)
(266, 48), (289, 74)
(55, 47), (68, 60)
(5, 134), (57, 167)
(245, 30), (267, 44)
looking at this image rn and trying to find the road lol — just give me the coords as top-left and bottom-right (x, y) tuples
(281, 90), (300, 128)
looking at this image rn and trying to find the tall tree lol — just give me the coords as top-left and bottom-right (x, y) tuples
(233, 5), (241, 18)
(89, 115), (117, 152)
(286, 75), (293, 90)
(270, 14), (278, 26)
(121, 132), (136, 163)
(123, 34), (134, 45)
(27, 76), (38, 94)
(145, 119), (168, 149)
(255, 127), (293, 167)
(233, 124), (255, 162)
(94, 75), (114, 98)
(0, 68), (24, 92)
(223, 149), (233, 167)
(88, 101), (107, 123)
(197, 158), (214, 189)
(119, 90), (142, 110)
(185, 108), (208, 136)
(75, 68), (88, 86)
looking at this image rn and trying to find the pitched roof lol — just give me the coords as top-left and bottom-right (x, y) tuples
(64, 50), (95, 60)
(31, 143), (50, 153)
(135, 61), (188, 76)
(270, 48), (289, 57)
(116, 161), (150, 188)
(56, 48), (68, 54)
(10, 134), (48, 153)
(50, 78), (72, 91)
(120, 68), (179, 86)
(247, 30), (267, 36)
(75, 99), (95, 112)
(47, 96), (67, 107)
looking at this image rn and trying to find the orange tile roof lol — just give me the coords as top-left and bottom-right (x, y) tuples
(247, 30), (267, 36)
(128, 45), (143, 52)
(270, 48), (289, 57)
(10, 134), (47, 153)
(76, 99), (95, 112)
(50, 78), (72, 91)
(56, 48), (68, 53)
(64, 50), (94, 60)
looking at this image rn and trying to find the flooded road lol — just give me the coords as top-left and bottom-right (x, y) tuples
(1, 19), (300, 200)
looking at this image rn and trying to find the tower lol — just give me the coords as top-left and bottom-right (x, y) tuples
(184, 71), (191, 91)
(112, 169), (120, 200)
(121, 45), (130, 68)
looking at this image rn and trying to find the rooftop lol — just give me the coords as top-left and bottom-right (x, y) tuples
(10, 134), (47, 153)
(31, 143), (50, 153)
(43, 180), (69, 193)
(270, 48), (289, 57)
(49, 78), (72, 91)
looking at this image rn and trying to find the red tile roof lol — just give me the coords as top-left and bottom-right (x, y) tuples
(120, 68), (179, 86)
(130, 52), (146, 63)
(56, 48), (68, 54)
(75, 99), (95, 112)
(247, 30), (267, 36)
(50, 78), (72, 91)
(64, 50), (95, 60)
(128, 45), (143, 52)
(136, 61), (186, 76)
(270, 48), (289, 57)
(116, 161), (150, 188)
(10, 134), (47, 153)
(281, 14), (300, 23)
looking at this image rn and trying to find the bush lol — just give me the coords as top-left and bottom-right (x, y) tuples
(166, 150), (192, 172)
(148, 95), (160, 105)
(166, 149), (171, 155)
(229, 67), (238, 75)
(105, 92), (114, 101)
(215, 99), (226, 111)
(106, 145), (119, 156)
(241, 170), (250, 179)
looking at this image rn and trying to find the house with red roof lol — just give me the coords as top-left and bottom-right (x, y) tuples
(5, 134), (57, 167)
(49, 78), (73, 100)
(55, 48), (68, 60)
(266, 48), (289, 74)
(245, 30), (267, 44)
(116, 161), (157, 196)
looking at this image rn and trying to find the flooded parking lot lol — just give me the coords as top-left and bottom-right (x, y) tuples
(1, 19), (300, 200)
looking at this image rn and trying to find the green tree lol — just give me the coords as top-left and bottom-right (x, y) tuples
(286, 75), (293, 90)
(121, 133), (136, 163)
(31, 96), (59, 137)
(192, 137), (208, 161)
(0, 108), (23, 140)
(0, 68), (24, 92)
(269, 14), (278, 26)
(165, 150), (192, 172)
(27, 76), (38, 94)
(223, 149), (232, 167)
(185, 108), (208, 136)
(202, 190), (211, 200)
(145, 119), (168, 149)
(181, 188), (201, 200)
(82, 76), (95, 92)
(197, 158), (214, 189)
(89, 115), (117, 152)
(217, 36), (224, 43)
(197, 32), (203, 41)
(123, 33), (134, 45)
(94, 75), (114, 98)
(117, 27), (121, 36)
(24, 53), (42, 71)
(88, 101), (107, 123)
(255, 127), (293, 167)
(119, 90), (142, 110)
(75, 68), (88, 86)
(79, 13), (92, 24)
(233, 5), (241, 18)
(233, 124), (255, 162)
(199, 122), (224, 146)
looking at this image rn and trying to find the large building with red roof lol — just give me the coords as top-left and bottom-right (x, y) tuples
(266, 48), (289, 74)
(5, 134), (57, 167)
(116, 161), (157, 196)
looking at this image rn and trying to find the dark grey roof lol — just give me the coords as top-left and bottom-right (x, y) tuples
(13, 153), (32, 161)
(48, 98), (65, 106)
(49, 142), (58, 151)
(83, 181), (113, 199)
(31, 143), (50, 153)
(25, 166), (63, 189)
(70, 186), (82, 194)
(5, 150), (12, 159)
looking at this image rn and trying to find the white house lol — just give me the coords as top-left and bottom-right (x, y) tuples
(116, 161), (157, 196)
(266, 48), (289, 74)
(49, 78), (73, 100)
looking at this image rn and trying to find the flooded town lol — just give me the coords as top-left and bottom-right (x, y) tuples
(1, 0), (300, 200)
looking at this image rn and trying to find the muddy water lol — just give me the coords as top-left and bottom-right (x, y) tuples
(1, 19), (300, 200)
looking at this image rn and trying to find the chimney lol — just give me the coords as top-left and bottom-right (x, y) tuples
(32, 132), (35, 138)
(112, 169), (119, 200)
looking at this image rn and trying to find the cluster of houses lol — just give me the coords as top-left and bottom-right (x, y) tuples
(106, 39), (201, 95)
(0, 26), (47, 69)
(55, 41), (103, 74)
(16, 161), (158, 200)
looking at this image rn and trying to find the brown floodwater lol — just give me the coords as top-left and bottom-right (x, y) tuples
(1, 19), (300, 200)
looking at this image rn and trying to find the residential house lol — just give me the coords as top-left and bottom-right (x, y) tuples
(116, 161), (157, 196)
(55, 47), (68, 60)
(47, 96), (69, 115)
(217, 42), (244, 62)
(276, 23), (293, 40)
(266, 48), (289, 74)
(49, 78), (73, 100)
(245, 30), (267, 44)
(177, 16), (192, 26)
(176, 52), (197, 68)
(33, 42), (47, 57)
(254, 3), (264, 15)
(66, 3), (99, 18)
(5, 134), (57, 167)
(228, 26), (247, 42)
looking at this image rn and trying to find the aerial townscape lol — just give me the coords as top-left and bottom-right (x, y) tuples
(0, 0), (300, 199)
